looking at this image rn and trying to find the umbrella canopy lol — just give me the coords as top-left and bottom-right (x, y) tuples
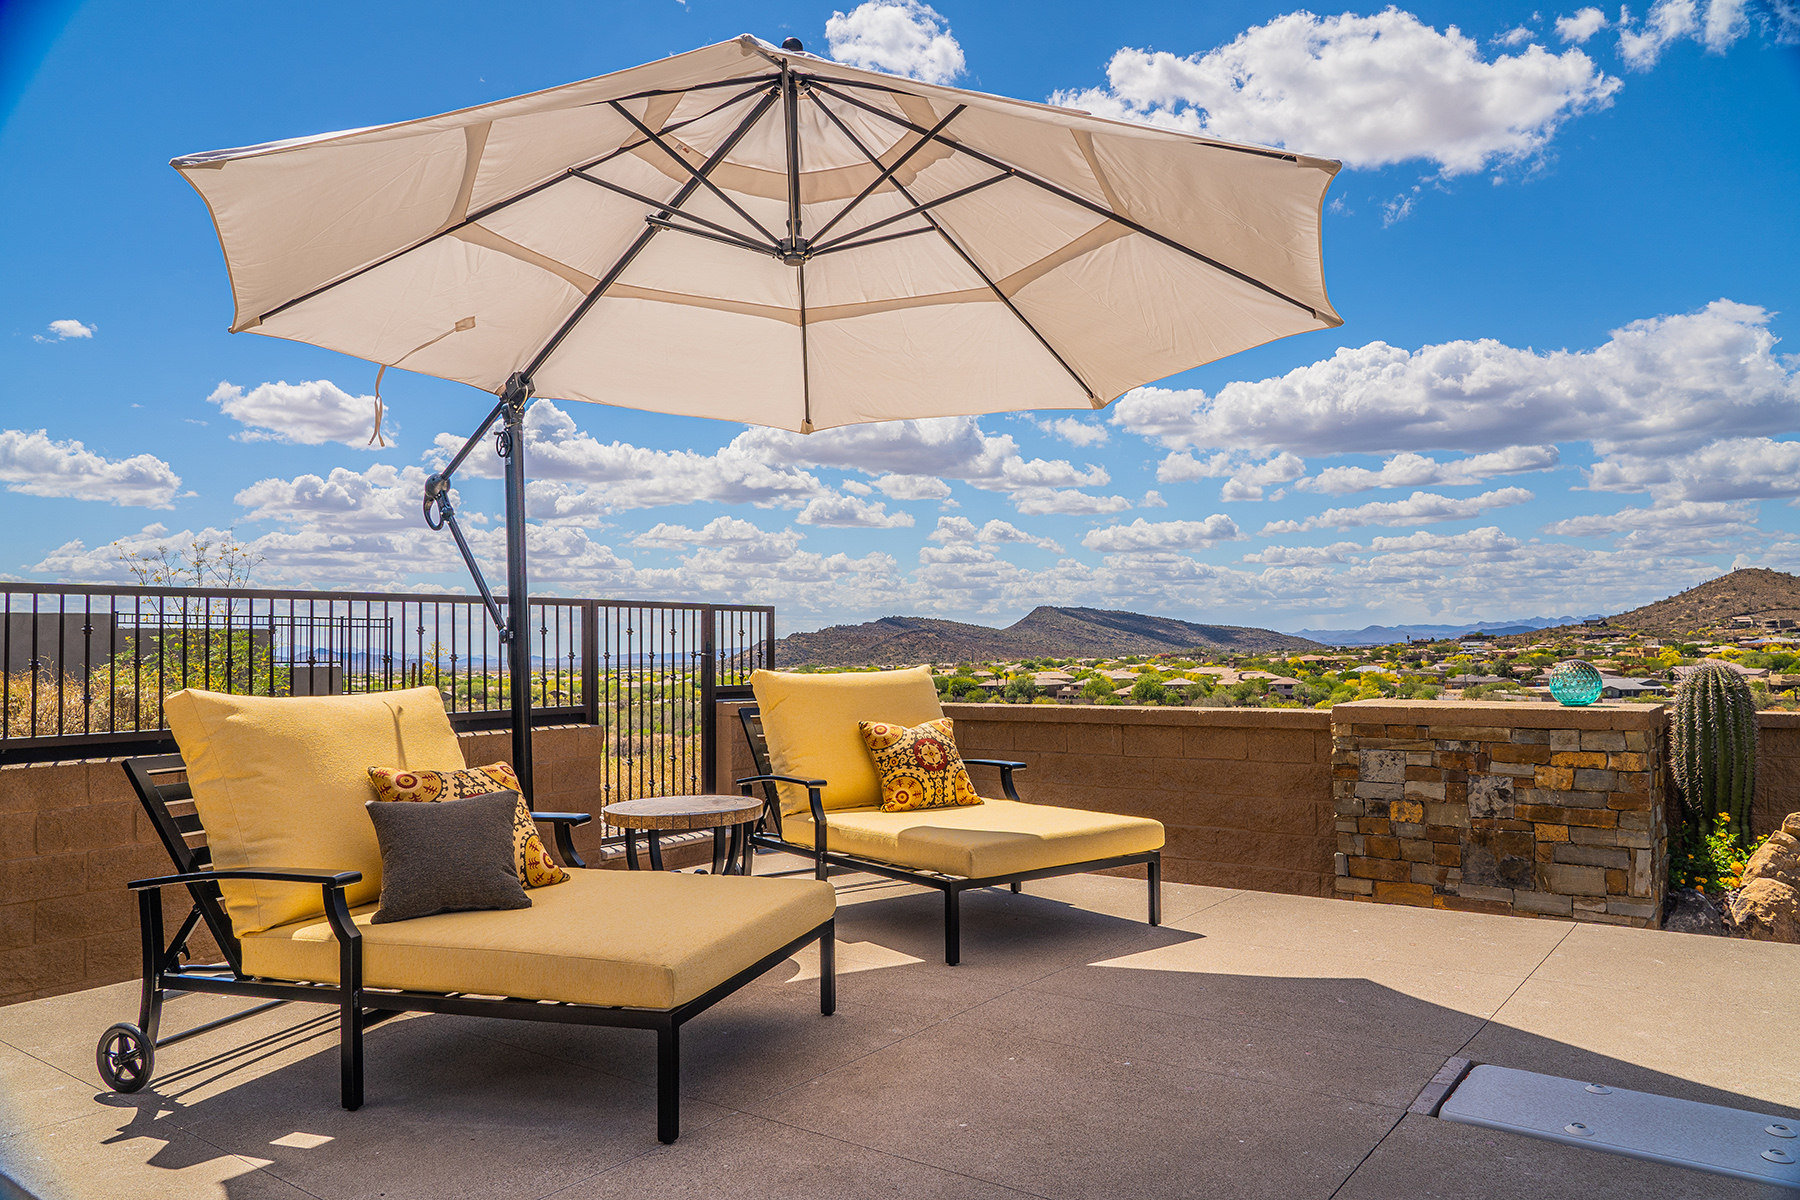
(172, 35), (1342, 794)
(175, 34), (1340, 434)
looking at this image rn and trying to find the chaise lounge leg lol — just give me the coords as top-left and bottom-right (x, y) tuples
(340, 986), (363, 1110)
(944, 887), (961, 966)
(819, 920), (836, 1015)
(137, 889), (166, 1043)
(656, 1023), (680, 1144)
(330, 889), (364, 1111)
(1009, 880), (1022, 893)
(1148, 856), (1162, 926)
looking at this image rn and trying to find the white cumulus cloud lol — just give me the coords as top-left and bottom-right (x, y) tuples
(0, 428), (181, 508)
(1113, 301), (1800, 458)
(825, 0), (964, 84)
(1297, 446), (1560, 494)
(928, 516), (1064, 552)
(1032, 416), (1110, 447)
(1240, 541), (1362, 565)
(1262, 487), (1534, 533)
(209, 379), (390, 447)
(1010, 487), (1134, 516)
(795, 493), (915, 528)
(1541, 500), (1759, 537)
(872, 472), (953, 500)
(1052, 8), (1620, 176)
(1615, 0), (1753, 67)
(1556, 7), (1609, 41)
(1585, 437), (1800, 503)
(1082, 515), (1245, 552)
(44, 319), (94, 340)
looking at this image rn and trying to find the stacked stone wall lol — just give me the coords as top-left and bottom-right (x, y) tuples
(1330, 701), (1667, 926)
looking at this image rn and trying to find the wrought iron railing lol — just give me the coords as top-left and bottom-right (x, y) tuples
(1, 584), (774, 803)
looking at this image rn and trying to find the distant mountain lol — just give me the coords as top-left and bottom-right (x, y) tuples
(1289, 617), (1591, 647)
(1594, 567), (1800, 636)
(775, 606), (1324, 667)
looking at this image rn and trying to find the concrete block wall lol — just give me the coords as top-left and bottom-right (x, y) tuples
(1330, 700), (1668, 927)
(1754, 712), (1800, 838)
(719, 700), (1337, 897)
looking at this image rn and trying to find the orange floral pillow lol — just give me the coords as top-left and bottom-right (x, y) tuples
(857, 718), (983, 813)
(367, 763), (568, 888)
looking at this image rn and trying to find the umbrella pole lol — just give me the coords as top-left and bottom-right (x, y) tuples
(499, 380), (534, 800)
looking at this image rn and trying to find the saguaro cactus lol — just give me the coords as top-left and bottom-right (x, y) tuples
(1670, 662), (1758, 846)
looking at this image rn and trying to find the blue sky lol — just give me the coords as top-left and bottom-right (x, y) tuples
(2, 0), (1798, 634)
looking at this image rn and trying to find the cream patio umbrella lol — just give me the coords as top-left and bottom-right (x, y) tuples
(174, 34), (1341, 792)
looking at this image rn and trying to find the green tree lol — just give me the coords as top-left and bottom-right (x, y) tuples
(1130, 676), (1168, 705)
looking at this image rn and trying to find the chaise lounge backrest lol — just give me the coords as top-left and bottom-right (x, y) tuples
(163, 686), (470, 936)
(749, 666), (944, 815)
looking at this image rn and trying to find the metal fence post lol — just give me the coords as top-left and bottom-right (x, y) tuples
(699, 605), (717, 795)
(582, 601), (600, 728)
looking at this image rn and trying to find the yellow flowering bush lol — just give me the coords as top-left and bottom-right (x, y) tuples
(1670, 811), (1770, 894)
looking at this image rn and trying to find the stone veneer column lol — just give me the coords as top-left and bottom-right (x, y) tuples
(1330, 700), (1667, 927)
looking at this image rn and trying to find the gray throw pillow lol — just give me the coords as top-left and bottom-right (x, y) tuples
(364, 791), (532, 924)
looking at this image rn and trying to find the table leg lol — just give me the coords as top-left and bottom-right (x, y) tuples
(710, 826), (727, 875)
(739, 824), (754, 876)
(648, 831), (664, 871)
(727, 822), (746, 875)
(624, 828), (639, 870)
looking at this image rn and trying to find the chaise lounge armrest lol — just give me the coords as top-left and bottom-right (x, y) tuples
(962, 758), (1027, 801)
(531, 811), (592, 870)
(128, 868), (367, 960)
(128, 868), (363, 891)
(738, 774), (830, 875)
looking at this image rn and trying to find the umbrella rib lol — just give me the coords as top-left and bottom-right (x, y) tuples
(644, 215), (781, 257)
(253, 82), (776, 327)
(809, 224), (938, 257)
(809, 172), (1011, 254)
(802, 73), (1304, 165)
(807, 88), (1099, 403)
(521, 87), (783, 382)
(807, 80), (1335, 325)
(610, 100), (782, 248)
(806, 103), (966, 246)
(571, 171), (778, 251)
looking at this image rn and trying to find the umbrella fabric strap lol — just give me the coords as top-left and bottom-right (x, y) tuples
(369, 317), (477, 445)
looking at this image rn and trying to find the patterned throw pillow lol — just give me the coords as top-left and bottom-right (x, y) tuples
(367, 763), (569, 888)
(857, 718), (984, 813)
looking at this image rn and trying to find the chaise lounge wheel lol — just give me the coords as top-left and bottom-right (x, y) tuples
(96, 1023), (153, 1093)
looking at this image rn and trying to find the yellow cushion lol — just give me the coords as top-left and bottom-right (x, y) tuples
(368, 762), (569, 889)
(240, 869), (835, 1009)
(164, 687), (467, 935)
(783, 799), (1164, 878)
(751, 667), (943, 814)
(860, 718), (982, 812)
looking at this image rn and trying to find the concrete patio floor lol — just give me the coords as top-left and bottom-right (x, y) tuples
(2, 860), (1796, 1200)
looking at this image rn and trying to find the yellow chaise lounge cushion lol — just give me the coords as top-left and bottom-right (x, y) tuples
(165, 686), (468, 934)
(751, 667), (944, 815)
(241, 869), (836, 1010)
(783, 799), (1164, 879)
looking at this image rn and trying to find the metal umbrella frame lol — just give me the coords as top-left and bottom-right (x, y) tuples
(175, 36), (1342, 792)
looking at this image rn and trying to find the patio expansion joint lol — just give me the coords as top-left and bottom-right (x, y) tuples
(1447, 921), (1577, 1064)
(1321, 920), (1580, 1200)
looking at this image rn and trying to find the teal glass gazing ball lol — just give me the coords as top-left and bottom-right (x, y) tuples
(1547, 660), (1603, 707)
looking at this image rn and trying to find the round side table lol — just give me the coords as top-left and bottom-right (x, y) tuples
(602, 795), (764, 874)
